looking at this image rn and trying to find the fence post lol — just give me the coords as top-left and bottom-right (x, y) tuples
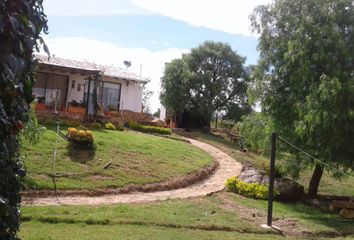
(267, 132), (277, 227)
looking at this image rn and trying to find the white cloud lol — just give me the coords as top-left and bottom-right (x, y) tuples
(42, 37), (187, 112)
(132, 0), (273, 36)
(44, 0), (152, 16)
(44, 0), (273, 35)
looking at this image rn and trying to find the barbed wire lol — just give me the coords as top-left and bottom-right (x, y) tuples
(277, 135), (353, 178)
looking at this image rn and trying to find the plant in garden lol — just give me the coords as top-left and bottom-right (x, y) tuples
(105, 122), (116, 130)
(225, 176), (272, 200)
(67, 128), (94, 142)
(0, 0), (48, 238)
(128, 121), (172, 135)
(91, 122), (102, 129)
(250, 0), (354, 197)
(22, 104), (46, 144)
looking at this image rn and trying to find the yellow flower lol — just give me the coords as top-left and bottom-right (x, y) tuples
(67, 128), (78, 138)
(78, 130), (86, 138)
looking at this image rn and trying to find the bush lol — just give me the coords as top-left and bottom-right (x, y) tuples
(105, 122), (116, 130)
(22, 103), (46, 144)
(225, 176), (275, 200)
(91, 122), (102, 129)
(128, 121), (171, 135)
(115, 125), (125, 131)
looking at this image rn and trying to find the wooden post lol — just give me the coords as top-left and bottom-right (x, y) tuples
(85, 77), (91, 115)
(267, 132), (276, 227)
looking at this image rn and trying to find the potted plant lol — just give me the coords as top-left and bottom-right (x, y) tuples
(35, 96), (46, 110)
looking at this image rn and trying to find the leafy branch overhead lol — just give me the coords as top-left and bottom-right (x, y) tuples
(250, 0), (354, 196)
(0, 0), (48, 239)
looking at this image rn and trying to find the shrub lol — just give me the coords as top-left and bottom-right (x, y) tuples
(115, 125), (125, 131)
(225, 176), (275, 200)
(91, 122), (102, 129)
(22, 103), (46, 144)
(218, 121), (235, 133)
(128, 121), (171, 135)
(105, 122), (116, 130)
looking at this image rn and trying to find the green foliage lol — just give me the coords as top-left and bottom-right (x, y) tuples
(263, 164), (285, 179)
(0, 0), (48, 238)
(224, 103), (252, 123)
(217, 121), (235, 133)
(115, 125), (125, 131)
(153, 108), (160, 118)
(225, 176), (271, 200)
(160, 41), (249, 128)
(129, 122), (171, 135)
(238, 113), (274, 152)
(22, 104), (46, 144)
(91, 122), (102, 129)
(105, 122), (116, 130)
(250, 0), (354, 195)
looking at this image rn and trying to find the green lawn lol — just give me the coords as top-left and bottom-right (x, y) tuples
(20, 223), (297, 240)
(176, 130), (354, 196)
(21, 126), (213, 190)
(20, 129), (354, 239)
(20, 193), (354, 239)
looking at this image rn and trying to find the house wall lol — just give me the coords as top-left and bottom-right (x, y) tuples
(66, 74), (87, 104)
(102, 76), (143, 113)
(35, 69), (144, 113)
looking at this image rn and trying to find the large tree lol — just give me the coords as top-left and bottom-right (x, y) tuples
(251, 0), (354, 196)
(160, 41), (249, 129)
(0, 1), (48, 238)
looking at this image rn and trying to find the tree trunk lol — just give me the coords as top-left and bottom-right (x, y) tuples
(308, 163), (324, 198)
(214, 113), (218, 129)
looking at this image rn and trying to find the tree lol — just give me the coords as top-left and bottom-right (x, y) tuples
(142, 88), (153, 114)
(0, 1), (48, 238)
(250, 0), (354, 197)
(153, 108), (161, 118)
(224, 103), (252, 123)
(160, 41), (249, 130)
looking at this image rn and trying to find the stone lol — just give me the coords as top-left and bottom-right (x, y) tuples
(274, 178), (304, 201)
(238, 170), (264, 184)
(237, 165), (304, 201)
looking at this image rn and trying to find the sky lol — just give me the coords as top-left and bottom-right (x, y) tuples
(42, 0), (272, 112)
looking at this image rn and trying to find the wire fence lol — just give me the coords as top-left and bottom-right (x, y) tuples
(277, 135), (353, 179)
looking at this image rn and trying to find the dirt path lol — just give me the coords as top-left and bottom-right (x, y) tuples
(23, 138), (242, 206)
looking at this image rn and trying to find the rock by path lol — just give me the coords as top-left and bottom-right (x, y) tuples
(23, 138), (242, 206)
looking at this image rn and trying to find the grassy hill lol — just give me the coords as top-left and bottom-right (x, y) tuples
(21, 126), (213, 190)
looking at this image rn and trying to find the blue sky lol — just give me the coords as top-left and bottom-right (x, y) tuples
(42, 0), (271, 111)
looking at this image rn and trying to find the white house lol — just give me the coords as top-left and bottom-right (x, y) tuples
(33, 55), (148, 115)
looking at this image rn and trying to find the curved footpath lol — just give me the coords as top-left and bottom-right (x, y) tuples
(23, 138), (242, 206)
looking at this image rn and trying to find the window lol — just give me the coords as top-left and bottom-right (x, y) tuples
(33, 72), (69, 110)
(99, 82), (121, 111)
